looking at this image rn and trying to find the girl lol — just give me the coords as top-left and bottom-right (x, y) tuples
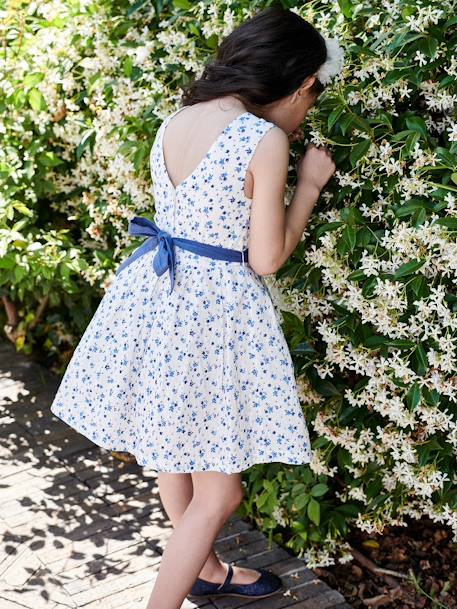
(50, 5), (342, 608)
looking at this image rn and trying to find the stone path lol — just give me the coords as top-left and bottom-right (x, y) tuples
(0, 339), (352, 609)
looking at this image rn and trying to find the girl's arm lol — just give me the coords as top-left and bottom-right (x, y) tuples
(247, 127), (322, 276)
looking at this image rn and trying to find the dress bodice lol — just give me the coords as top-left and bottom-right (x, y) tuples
(149, 107), (277, 251)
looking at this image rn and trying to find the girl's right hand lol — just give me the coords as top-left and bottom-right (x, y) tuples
(296, 143), (336, 192)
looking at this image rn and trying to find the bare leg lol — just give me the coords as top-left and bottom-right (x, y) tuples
(145, 470), (244, 609)
(156, 471), (263, 584)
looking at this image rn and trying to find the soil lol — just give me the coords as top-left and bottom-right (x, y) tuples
(313, 517), (456, 609)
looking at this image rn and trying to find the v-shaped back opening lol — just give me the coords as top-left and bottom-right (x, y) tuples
(160, 106), (251, 193)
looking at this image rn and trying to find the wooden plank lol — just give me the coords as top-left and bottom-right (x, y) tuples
(61, 547), (161, 595)
(68, 561), (159, 606)
(0, 445), (64, 479)
(79, 577), (212, 609)
(40, 531), (146, 572)
(0, 423), (36, 458)
(216, 517), (253, 540)
(0, 541), (42, 587)
(1, 489), (112, 529)
(48, 536), (148, 577)
(287, 589), (347, 609)
(117, 515), (175, 553)
(213, 528), (266, 554)
(44, 430), (96, 456)
(1, 566), (77, 608)
(0, 468), (74, 504)
(216, 537), (282, 564)
(51, 447), (113, 474)
(92, 477), (158, 504)
(68, 459), (140, 483)
(211, 577), (343, 609)
(0, 474), (88, 513)
(53, 539), (158, 579)
(232, 546), (304, 569)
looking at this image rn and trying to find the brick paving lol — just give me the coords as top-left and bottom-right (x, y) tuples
(0, 339), (352, 609)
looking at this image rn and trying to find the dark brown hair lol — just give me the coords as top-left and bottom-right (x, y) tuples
(181, 5), (327, 111)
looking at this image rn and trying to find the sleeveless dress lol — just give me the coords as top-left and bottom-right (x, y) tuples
(49, 106), (312, 474)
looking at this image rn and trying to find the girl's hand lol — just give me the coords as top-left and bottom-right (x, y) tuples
(296, 142), (336, 192)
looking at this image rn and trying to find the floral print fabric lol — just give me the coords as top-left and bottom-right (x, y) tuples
(50, 107), (312, 473)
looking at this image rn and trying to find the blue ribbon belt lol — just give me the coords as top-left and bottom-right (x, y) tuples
(115, 216), (249, 295)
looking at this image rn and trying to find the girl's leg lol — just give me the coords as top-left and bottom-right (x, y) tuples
(145, 470), (243, 609)
(156, 471), (263, 584)
(156, 472), (225, 580)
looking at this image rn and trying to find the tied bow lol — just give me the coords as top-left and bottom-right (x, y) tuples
(116, 216), (177, 295)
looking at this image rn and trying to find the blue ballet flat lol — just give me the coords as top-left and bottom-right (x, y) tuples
(188, 562), (285, 598)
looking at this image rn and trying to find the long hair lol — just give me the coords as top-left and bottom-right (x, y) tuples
(181, 6), (327, 111)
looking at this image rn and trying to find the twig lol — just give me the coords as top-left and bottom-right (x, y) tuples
(374, 567), (409, 580)
(350, 547), (402, 590)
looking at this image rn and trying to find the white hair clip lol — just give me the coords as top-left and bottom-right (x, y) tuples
(315, 37), (345, 86)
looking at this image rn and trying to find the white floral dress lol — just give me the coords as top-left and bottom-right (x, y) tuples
(50, 106), (312, 474)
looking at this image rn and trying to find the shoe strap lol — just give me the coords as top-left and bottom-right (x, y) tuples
(217, 562), (233, 590)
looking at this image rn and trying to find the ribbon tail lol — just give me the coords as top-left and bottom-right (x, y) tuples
(152, 234), (176, 294)
(116, 237), (157, 276)
(168, 256), (175, 295)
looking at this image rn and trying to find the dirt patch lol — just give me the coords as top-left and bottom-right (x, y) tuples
(314, 517), (456, 608)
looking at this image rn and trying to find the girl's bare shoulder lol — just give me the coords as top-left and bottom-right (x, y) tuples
(248, 123), (289, 174)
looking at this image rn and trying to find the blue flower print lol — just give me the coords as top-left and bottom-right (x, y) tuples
(49, 108), (312, 474)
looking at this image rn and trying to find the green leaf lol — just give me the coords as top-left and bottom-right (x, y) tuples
(337, 0), (353, 17)
(434, 217), (457, 230)
(310, 483), (328, 497)
(404, 131), (421, 156)
(37, 152), (64, 167)
(12, 202), (34, 217)
(206, 34), (218, 49)
(406, 382), (421, 411)
(410, 344), (428, 376)
(127, 0), (149, 15)
(315, 221), (344, 240)
(340, 207), (365, 224)
(14, 265), (27, 281)
(291, 342), (316, 355)
(412, 207), (426, 227)
(280, 311), (304, 334)
(307, 498), (320, 526)
(347, 269), (368, 281)
(339, 113), (354, 136)
(349, 139), (371, 167)
(76, 129), (95, 161)
(393, 259), (426, 279)
(294, 493), (309, 510)
(405, 116), (428, 139)
(28, 88), (46, 111)
(395, 199), (430, 218)
(422, 387), (440, 406)
(123, 56), (133, 77)
(363, 335), (416, 349)
(0, 255), (15, 269)
(356, 226), (372, 246)
(328, 106), (345, 131)
(310, 376), (340, 397)
(342, 224), (356, 251)
(23, 73), (44, 88)
(419, 35), (438, 58)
